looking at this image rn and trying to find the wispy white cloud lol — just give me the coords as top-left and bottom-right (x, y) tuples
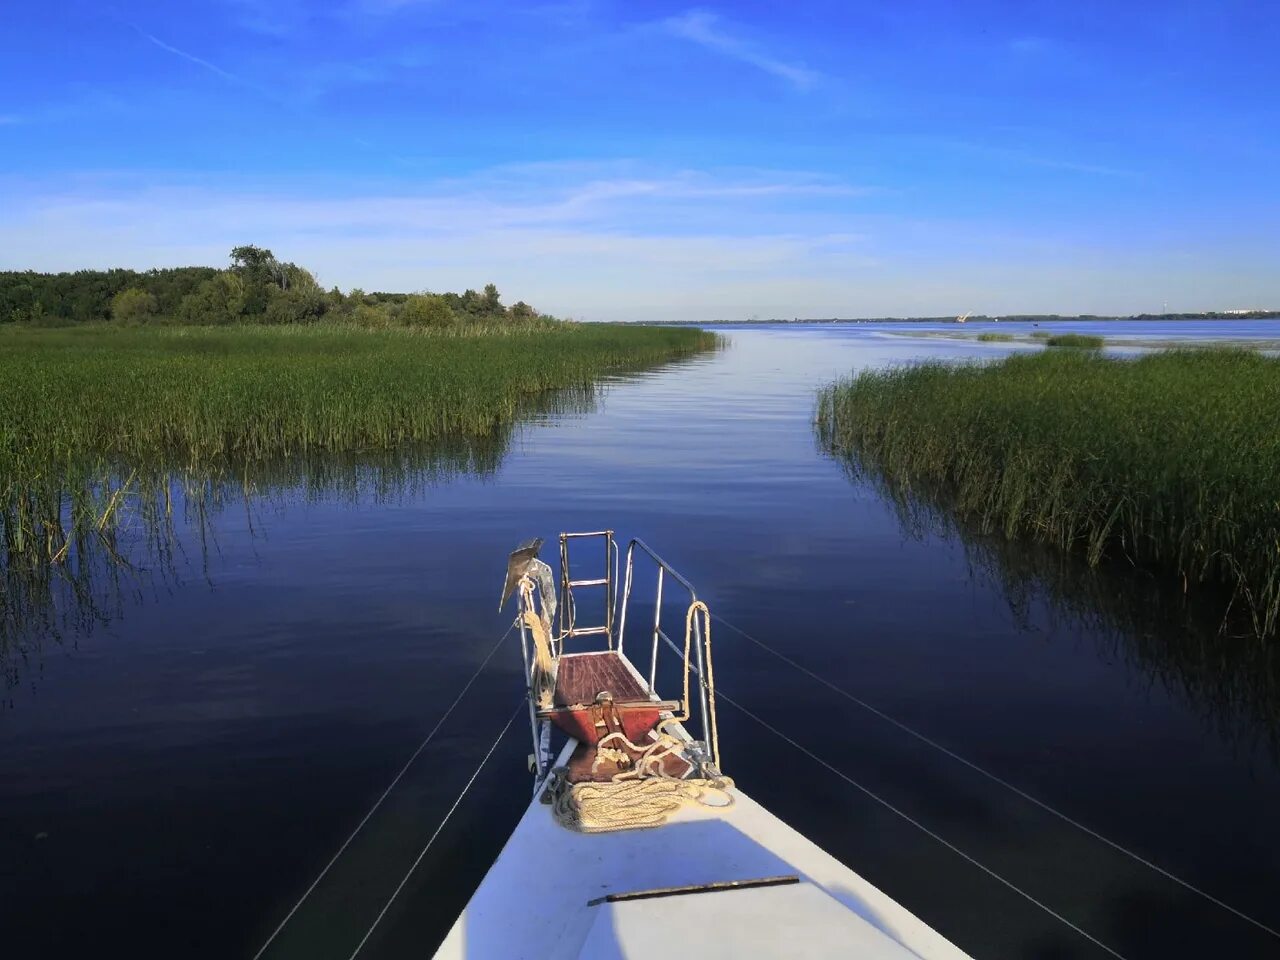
(134, 28), (248, 87)
(0, 115), (23, 125)
(0, 162), (881, 319)
(0, 163), (869, 227)
(1020, 154), (1137, 178)
(660, 9), (819, 90)
(4, 167), (1270, 320)
(466, 164), (873, 218)
(936, 138), (1140, 178)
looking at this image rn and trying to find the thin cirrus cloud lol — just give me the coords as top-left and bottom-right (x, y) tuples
(132, 27), (250, 87)
(4, 163), (871, 234)
(0, 163), (881, 318)
(660, 9), (820, 90)
(3, 167), (1258, 321)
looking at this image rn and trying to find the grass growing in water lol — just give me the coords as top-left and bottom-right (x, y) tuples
(1045, 333), (1104, 348)
(976, 332), (1014, 342)
(0, 323), (717, 568)
(815, 348), (1280, 637)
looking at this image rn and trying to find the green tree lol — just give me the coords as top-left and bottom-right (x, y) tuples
(229, 245), (278, 281)
(1, 281), (35, 322)
(264, 285), (327, 324)
(326, 286), (346, 315)
(352, 303), (389, 327)
(28, 301), (60, 326)
(277, 262), (321, 294)
(229, 245), (281, 317)
(400, 294), (454, 327)
(509, 300), (536, 322)
(110, 287), (159, 323)
(481, 283), (502, 315)
(178, 273), (246, 325)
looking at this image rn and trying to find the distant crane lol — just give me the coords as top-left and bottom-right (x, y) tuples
(955, 311), (972, 324)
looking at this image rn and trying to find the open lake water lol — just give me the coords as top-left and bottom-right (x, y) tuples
(4, 321), (1280, 959)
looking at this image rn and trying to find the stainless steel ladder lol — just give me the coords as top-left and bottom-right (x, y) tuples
(557, 530), (618, 650)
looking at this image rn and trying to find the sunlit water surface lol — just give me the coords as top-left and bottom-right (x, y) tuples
(4, 322), (1280, 959)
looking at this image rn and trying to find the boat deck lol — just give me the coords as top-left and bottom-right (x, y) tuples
(432, 739), (972, 960)
(451, 532), (970, 958)
(553, 650), (648, 706)
(545, 650), (684, 782)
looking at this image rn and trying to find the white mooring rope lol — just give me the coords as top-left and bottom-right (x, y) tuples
(346, 700), (524, 960)
(712, 612), (1280, 945)
(251, 621), (516, 960)
(551, 726), (735, 833)
(716, 689), (1130, 960)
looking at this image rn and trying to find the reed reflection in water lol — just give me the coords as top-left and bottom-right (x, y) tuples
(0, 383), (601, 694)
(828, 447), (1280, 764)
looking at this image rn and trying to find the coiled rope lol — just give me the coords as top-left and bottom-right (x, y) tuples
(549, 600), (730, 834)
(551, 724), (735, 834)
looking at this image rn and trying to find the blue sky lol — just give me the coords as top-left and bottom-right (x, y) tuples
(1, 1), (1277, 320)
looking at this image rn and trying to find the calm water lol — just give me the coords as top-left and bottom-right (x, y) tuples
(4, 322), (1280, 959)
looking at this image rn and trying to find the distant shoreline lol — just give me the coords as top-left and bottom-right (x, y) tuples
(883, 330), (1280, 350)
(638, 312), (1280, 326)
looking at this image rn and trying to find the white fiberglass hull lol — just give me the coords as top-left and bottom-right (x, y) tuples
(433, 741), (970, 960)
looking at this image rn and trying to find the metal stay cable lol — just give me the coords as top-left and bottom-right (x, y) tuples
(346, 699), (524, 960)
(251, 620), (517, 960)
(713, 613), (1280, 942)
(716, 689), (1129, 960)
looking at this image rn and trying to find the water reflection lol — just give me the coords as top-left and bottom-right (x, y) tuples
(965, 535), (1280, 761)
(6, 325), (1280, 959)
(0, 383), (602, 693)
(824, 447), (1280, 761)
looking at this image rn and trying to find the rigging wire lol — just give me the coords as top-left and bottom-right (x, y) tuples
(346, 700), (524, 960)
(716, 689), (1129, 960)
(251, 620), (517, 960)
(713, 612), (1280, 942)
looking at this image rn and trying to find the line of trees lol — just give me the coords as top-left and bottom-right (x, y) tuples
(0, 246), (550, 328)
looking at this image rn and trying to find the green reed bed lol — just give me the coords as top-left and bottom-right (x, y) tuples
(0, 323), (717, 567)
(976, 332), (1013, 342)
(815, 349), (1280, 637)
(1045, 333), (1104, 348)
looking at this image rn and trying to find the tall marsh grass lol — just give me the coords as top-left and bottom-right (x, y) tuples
(815, 349), (1280, 637)
(0, 323), (717, 570)
(1045, 333), (1104, 348)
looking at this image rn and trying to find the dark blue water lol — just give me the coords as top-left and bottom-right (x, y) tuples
(4, 324), (1279, 959)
